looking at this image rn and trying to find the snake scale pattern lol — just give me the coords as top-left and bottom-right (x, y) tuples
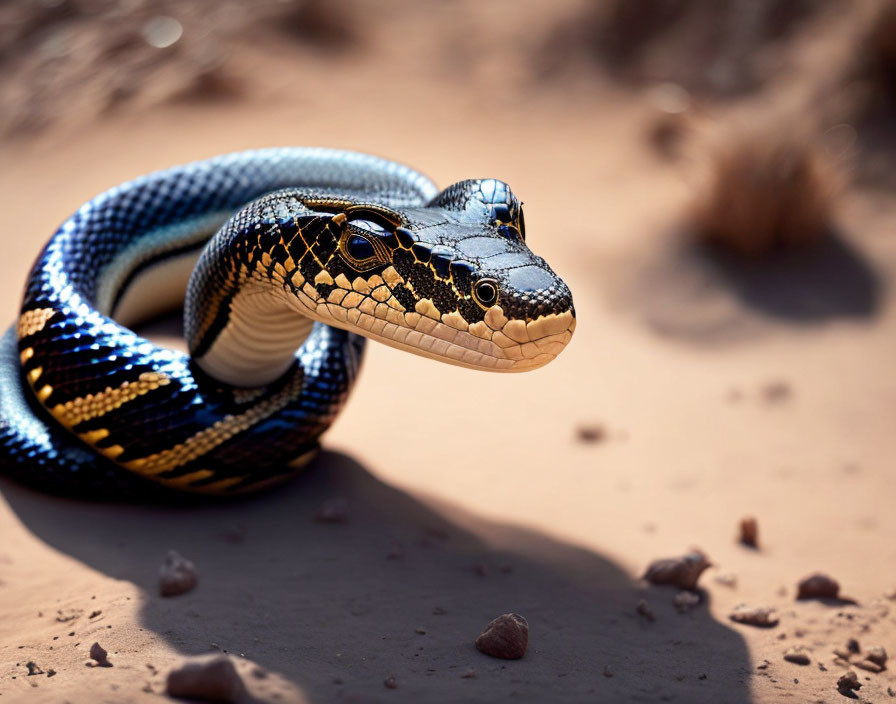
(0, 148), (575, 497)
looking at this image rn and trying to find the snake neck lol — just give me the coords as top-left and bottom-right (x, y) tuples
(189, 280), (313, 388)
(184, 201), (320, 388)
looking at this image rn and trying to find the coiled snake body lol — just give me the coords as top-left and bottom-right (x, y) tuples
(0, 148), (575, 497)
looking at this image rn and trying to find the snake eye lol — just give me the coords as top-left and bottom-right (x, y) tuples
(346, 234), (375, 261)
(340, 221), (387, 271)
(472, 278), (499, 309)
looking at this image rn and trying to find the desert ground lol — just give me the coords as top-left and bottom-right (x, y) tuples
(1, 1), (896, 702)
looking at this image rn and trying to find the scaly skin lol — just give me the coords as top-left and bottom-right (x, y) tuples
(0, 148), (574, 498)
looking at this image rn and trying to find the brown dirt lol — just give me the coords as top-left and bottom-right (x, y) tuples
(2, 1), (896, 702)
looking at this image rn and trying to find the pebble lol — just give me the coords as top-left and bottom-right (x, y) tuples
(384, 676), (398, 689)
(762, 381), (791, 403)
(739, 516), (759, 548)
(714, 573), (738, 588)
(674, 591), (700, 613)
(221, 524), (248, 544)
(782, 647), (811, 665)
(159, 550), (198, 597)
(836, 670), (861, 695)
(89, 642), (112, 667)
(866, 646), (888, 667)
(475, 613), (529, 660)
(796, 573), (839, 600)
(166, 656), (246, 703)
(636, 599), (655, 622)
(643, 550), (711, 590)
(313, 497), (348, 523)
(854, 659), (884, 673)
(576, 424), (606, 443)
(729, 604), (779, 627)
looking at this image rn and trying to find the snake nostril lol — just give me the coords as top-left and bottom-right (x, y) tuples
(472, 279), (499, 309)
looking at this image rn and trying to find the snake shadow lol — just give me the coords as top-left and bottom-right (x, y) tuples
(1, 451), (752, 703)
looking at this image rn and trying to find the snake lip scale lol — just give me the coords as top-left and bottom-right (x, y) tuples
(0, 148), (575, 497)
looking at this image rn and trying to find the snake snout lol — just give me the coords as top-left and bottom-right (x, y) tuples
(492, 264), (575, 322)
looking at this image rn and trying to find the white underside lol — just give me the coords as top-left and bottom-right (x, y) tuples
(112, 251), (200, 329)
(195, 286), (315, 387)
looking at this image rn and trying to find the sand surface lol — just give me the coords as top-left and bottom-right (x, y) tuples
(2, 2), (896, 701)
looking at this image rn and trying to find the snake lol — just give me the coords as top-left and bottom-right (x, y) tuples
(0, 148), (575, 497)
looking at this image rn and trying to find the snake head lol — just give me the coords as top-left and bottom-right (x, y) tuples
(290, 179), (575, 372)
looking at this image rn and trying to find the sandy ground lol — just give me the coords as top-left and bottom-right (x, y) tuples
(2, 4), (896, 702)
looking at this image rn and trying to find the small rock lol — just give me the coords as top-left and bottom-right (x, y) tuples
(796, 573), (839, 600)
(643, 550), (711, 590)
(415, 627), (426, 635)
(837, 670), (861, 695)
(90, 642), (111, 667)
(88, 610), (102, 619)
(221, 524), (248, 543)
(762, 381), (791, 403)
(866, 646), (887, 668)
(384, 676), (398, 689)
(714, 573), (738, 588)
(56, 609), (81, 623)
(166, 656), (246, 703)
(159, 550), (198, 597)
(314, 497), (348, 523)
(783, 647), (811, 665)
(576, 424), (606, 443)
(475, 613), (528, 660)
(855, 659), (884, 673)
(884, 587), (896, 601)
(729, 605), (779, 628)
(674, 591), (700, 613)
(46, 669), (56, 677)
(846, 638), (861, 654)
(25, 661), (44, 676)
(603, 665), (613, 678)
(739, 516), (759, 548)
(636, 599), (655, 622)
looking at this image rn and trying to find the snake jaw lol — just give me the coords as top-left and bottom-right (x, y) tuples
(305, 280), (576, 372)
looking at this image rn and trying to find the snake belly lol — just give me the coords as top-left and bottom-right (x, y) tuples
(0, 147), (576, 498)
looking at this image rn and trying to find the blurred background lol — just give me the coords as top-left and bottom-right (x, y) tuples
(2, 1), (896, 702)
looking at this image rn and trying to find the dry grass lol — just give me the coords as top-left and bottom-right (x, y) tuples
(866, 1), (896, 89)
(556, 0), (832, 95)
(691, 121), (844, 257)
